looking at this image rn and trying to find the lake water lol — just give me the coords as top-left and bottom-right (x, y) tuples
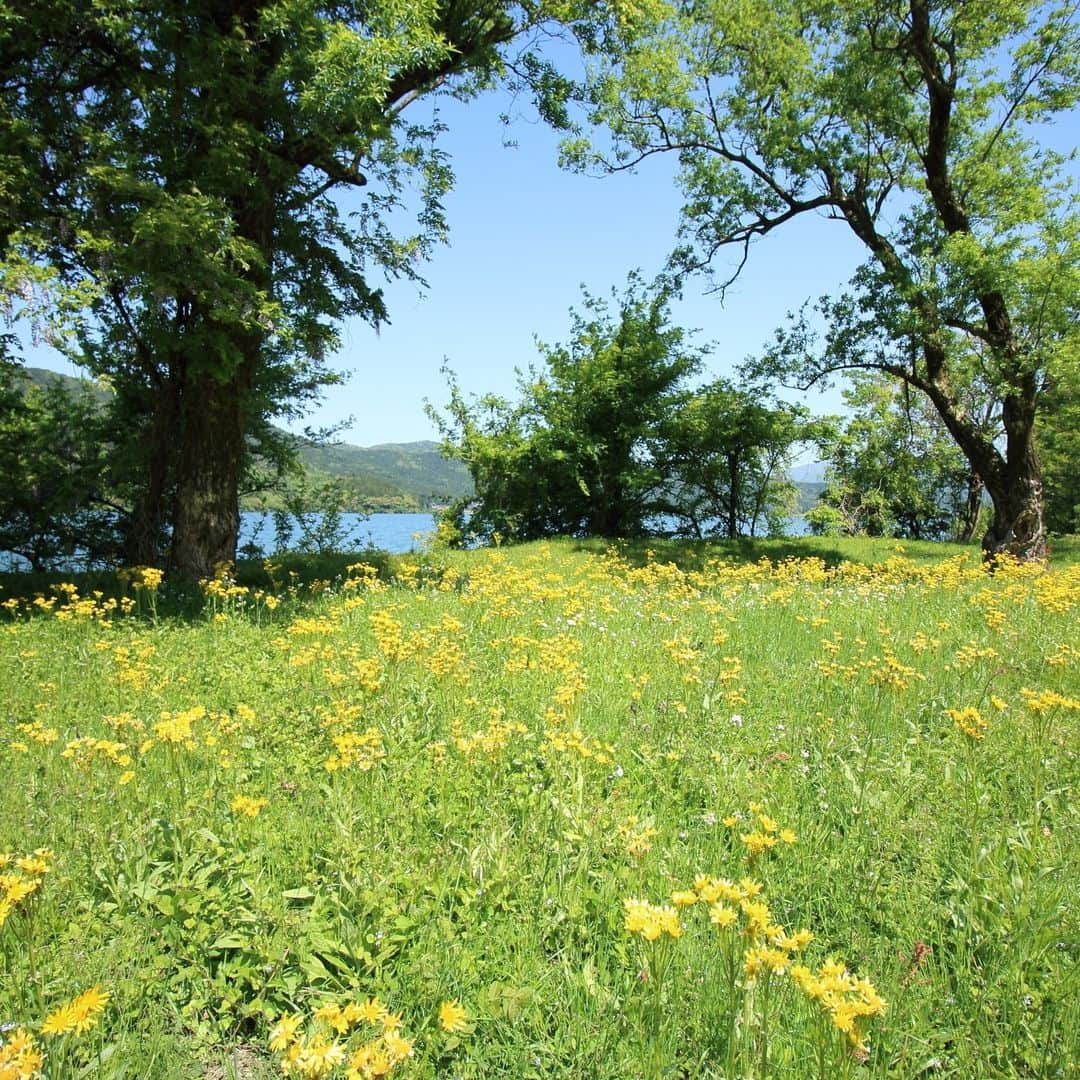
(239, 511), (438, 556)
(239, 510), (809, 557)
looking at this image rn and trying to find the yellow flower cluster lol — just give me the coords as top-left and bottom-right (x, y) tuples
(269, 997), (414, 1079)
(230, 794), (269, 818)
(657, 872), (884, 1050)
(343, 562), (385, 592)
(40, 987), (110, 1036)
(623, 898), (683, 941)
(947, 706), (988, 741)
(0, 986), (107, 1078)
(324, 727), (386, 773)
(1020, 687), (1080, 714)
(0, 848), (52, 928)
(153, 706), (205, 747)
(791, 960), (887, 1053)
(1032, 561), (1080, 614)
(20, 582), (135, 624)
(108, 642), (158, 692)
(677, 874), (812, 951)
(14, 720), (58, 747)
(729, 804), (798, 858)
(200, 563), (250, 612)
(619, 817), (659, 859)
(369, 610), (411, 663)
(542, 727), (613, 764)
(122, 566), (164, 592)
(0, 1028), (44, 1079)
(61, 736), (132, 769)
(451, 710), (529, 758)
(864, 650), (924, 691)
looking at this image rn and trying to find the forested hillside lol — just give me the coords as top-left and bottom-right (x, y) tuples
(294, 439), (473, 511)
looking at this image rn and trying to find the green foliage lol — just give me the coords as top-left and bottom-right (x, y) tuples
(268, 474), (364, 557)
(431, 273), (708, 542)
(432, 278), (823, 545)
(660, 379), (824, 539)
(1039, 358), (1080, 536)
(552, 0), (1080, 559)
(0, 0), (526, 577)
(0, 361), (119, 570)
(809, 373), (989, 541)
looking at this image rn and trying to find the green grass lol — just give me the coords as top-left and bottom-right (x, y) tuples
(1, 537), (1078, 1078)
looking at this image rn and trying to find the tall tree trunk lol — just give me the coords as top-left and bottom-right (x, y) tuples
(726, 451), (739, 539)
(169, 364), (249, 581)
(980, 451), (1046, 561)
(122, 376), (180, 566)
(918, 369), (1046, 561)
(164, 147), (272, 579)
(980, 386), (1046, 562)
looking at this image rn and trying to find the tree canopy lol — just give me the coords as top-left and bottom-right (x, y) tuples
(431, 275), (816, 544)
(553, 0), (1080, 560)
(806, 371), (989, 541)
(0, 361), (118, 570)
(1, 0), (544, 577)
(659, 379), (820, 540)
(431, 275), (707, 542)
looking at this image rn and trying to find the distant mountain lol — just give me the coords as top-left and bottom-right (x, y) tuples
(794, 481), (827, 513)
(789, 460), (828, 483)
(295, 438), (472, 511)
(18, 365), (112, 407)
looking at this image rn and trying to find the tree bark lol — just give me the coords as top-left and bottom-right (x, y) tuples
(980, 440), (1046, 562)
(122, 375), (180, 566)
(169, 364), (249, 581)
(904, 363), (1045, 561)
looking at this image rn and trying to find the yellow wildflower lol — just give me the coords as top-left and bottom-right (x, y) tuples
(269, 1013), (303, 1052)
(946, 706), (988, 740)
(709, 903), (738, 929)
(42, 987), (108, 1037)
(438, 1000), (469, 1033)
(230, 794), (269, 818)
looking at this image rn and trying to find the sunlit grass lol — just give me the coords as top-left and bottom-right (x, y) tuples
(1, 537), (1078, 1077)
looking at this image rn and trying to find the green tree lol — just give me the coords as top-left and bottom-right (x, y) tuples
(1, 0), (533, 578)
(660, 380), (819, 539)
(808, 372), (992, 541)
(1038, 360), (1080, 535)
(556, 0), (1080, 560)
(431, 275), (707, 542)
(0, 361), (119, 571)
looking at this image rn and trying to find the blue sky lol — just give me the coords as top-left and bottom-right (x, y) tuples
(19, 69), (1076, 450)
(320, 87), (868, 446)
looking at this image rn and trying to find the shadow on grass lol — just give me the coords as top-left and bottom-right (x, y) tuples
(569, 534), (979, 571)
(2, 533), (1075, 620)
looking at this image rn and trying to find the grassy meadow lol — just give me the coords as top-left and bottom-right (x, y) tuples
(1, 537), (1079, 1079)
